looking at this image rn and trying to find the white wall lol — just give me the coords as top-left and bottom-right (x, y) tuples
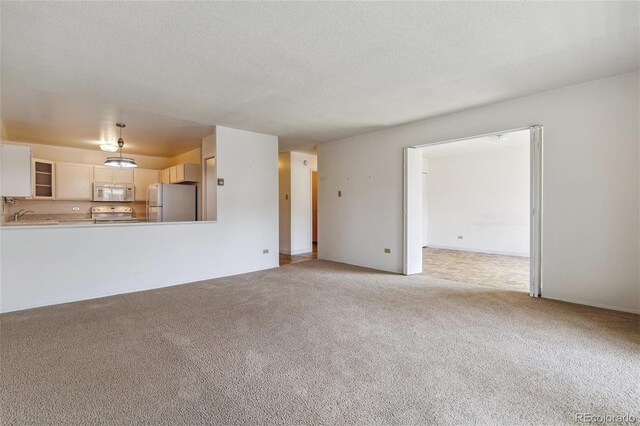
(422, 161), (428, 246)
(290, 152), (317, 254)
(278, 152), (292, 254)
(424, 142), (530, 256)
(279, 151), (317, 255)
(319, 72), (639, 313)
(0, 126), (279, 313)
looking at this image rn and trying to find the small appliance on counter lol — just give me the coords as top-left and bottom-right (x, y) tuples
(91, 206), (139, 223)
(93, 183), (135, 202)
(146, 183), (196, 222)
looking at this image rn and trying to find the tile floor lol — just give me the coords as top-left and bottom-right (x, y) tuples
(423, 247), (529, 292)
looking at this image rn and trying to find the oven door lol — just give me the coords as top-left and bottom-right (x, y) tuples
(93, 184), (126, 202)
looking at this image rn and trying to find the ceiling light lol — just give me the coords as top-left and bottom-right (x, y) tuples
(99, 143), (118, 152)
(105, 123), (137, 168)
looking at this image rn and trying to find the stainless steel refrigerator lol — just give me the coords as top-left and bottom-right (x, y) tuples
(146, 183), (196, 222)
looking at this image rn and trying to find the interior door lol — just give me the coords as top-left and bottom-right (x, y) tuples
(403, 147), (423, 275)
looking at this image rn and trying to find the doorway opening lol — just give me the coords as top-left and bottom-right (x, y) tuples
(278, 152), (319, 266)
(312, 170), (318, 250)
(404, 126), (542, 297)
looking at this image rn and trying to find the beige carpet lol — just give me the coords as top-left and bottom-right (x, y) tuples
(1, 260), (638, 425)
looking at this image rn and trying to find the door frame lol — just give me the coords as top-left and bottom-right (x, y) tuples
(403, 125), (543, 297)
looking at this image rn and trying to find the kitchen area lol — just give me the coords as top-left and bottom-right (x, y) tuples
(1, 124), (216, 227)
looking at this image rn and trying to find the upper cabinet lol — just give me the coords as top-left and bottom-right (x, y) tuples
(114, 168), (134, 184)
(161, 168), (171, 184)
(133, 168), (161, 201)
(56, 163), (93, 200)
(33, 159), (56, 199)
(163, 163), (200, 184)
(93, 166), (134, 184)
(1, 144), (32, 197)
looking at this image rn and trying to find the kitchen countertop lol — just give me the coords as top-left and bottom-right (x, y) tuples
(2, 214), (144, 227)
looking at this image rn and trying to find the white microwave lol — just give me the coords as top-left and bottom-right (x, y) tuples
(93, 183), (135, 202)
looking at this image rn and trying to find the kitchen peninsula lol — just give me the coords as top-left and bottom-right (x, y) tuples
(1, 141), (203, 226)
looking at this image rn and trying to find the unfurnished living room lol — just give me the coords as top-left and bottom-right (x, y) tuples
(0, 2), (638, 425)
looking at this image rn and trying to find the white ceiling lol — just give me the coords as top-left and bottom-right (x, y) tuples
(1, 2), (638, 153)
(1, 84), (213, 157)
(421, 129), (530, 159)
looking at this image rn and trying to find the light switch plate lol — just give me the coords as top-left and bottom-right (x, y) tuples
(338, 190), (342, 197)
(218, 178), (224, 186)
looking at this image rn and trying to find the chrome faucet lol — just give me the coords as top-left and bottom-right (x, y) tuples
(13, 209), (34, 222)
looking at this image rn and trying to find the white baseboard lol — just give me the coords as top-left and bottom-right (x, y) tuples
(280, 248), (313, 255)
(544, 295), (640, 315)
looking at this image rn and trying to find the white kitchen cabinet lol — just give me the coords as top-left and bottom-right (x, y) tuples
(33, 159), (55, 199)
(134, 168), (161, 201)
(163, 163), (200, 183)
(93, 166), (134, 184)
(169, 166), (178, 184)
(1, 144), (32, 197)
(114, 168), (134, 184)
(93, 165), (114, 183)
(56, 163), (93, 200)
(161, 168), (171, 184)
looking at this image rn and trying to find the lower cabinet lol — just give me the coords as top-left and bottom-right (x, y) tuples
(56, 162), (93, 200)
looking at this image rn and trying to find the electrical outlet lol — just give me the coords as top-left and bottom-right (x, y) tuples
(384, 248), (391, 254)
(218, 178), (224, 186)
(263, 249), (269, 254)
(285, 194), (288, 200)
(338, 190), (342, 197)
(457, 236), (463, 240)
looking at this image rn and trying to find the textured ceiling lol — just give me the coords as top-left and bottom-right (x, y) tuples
(421, 129), (529, 159)
(1, 1), (638, 153)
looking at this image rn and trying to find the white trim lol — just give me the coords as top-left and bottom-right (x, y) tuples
(412, 126), (532, 149)
(402, 148), (409, 275)
(403, 147), (423, 275)
(544, 296), (640, 315)
(529, 125), (543, 298)
(404, 126), (543, 298)
(279, 248), (313, 255)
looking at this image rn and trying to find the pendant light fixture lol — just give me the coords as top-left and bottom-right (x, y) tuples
(104, 123), (137, 168)
(99, 142), (118, 152)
